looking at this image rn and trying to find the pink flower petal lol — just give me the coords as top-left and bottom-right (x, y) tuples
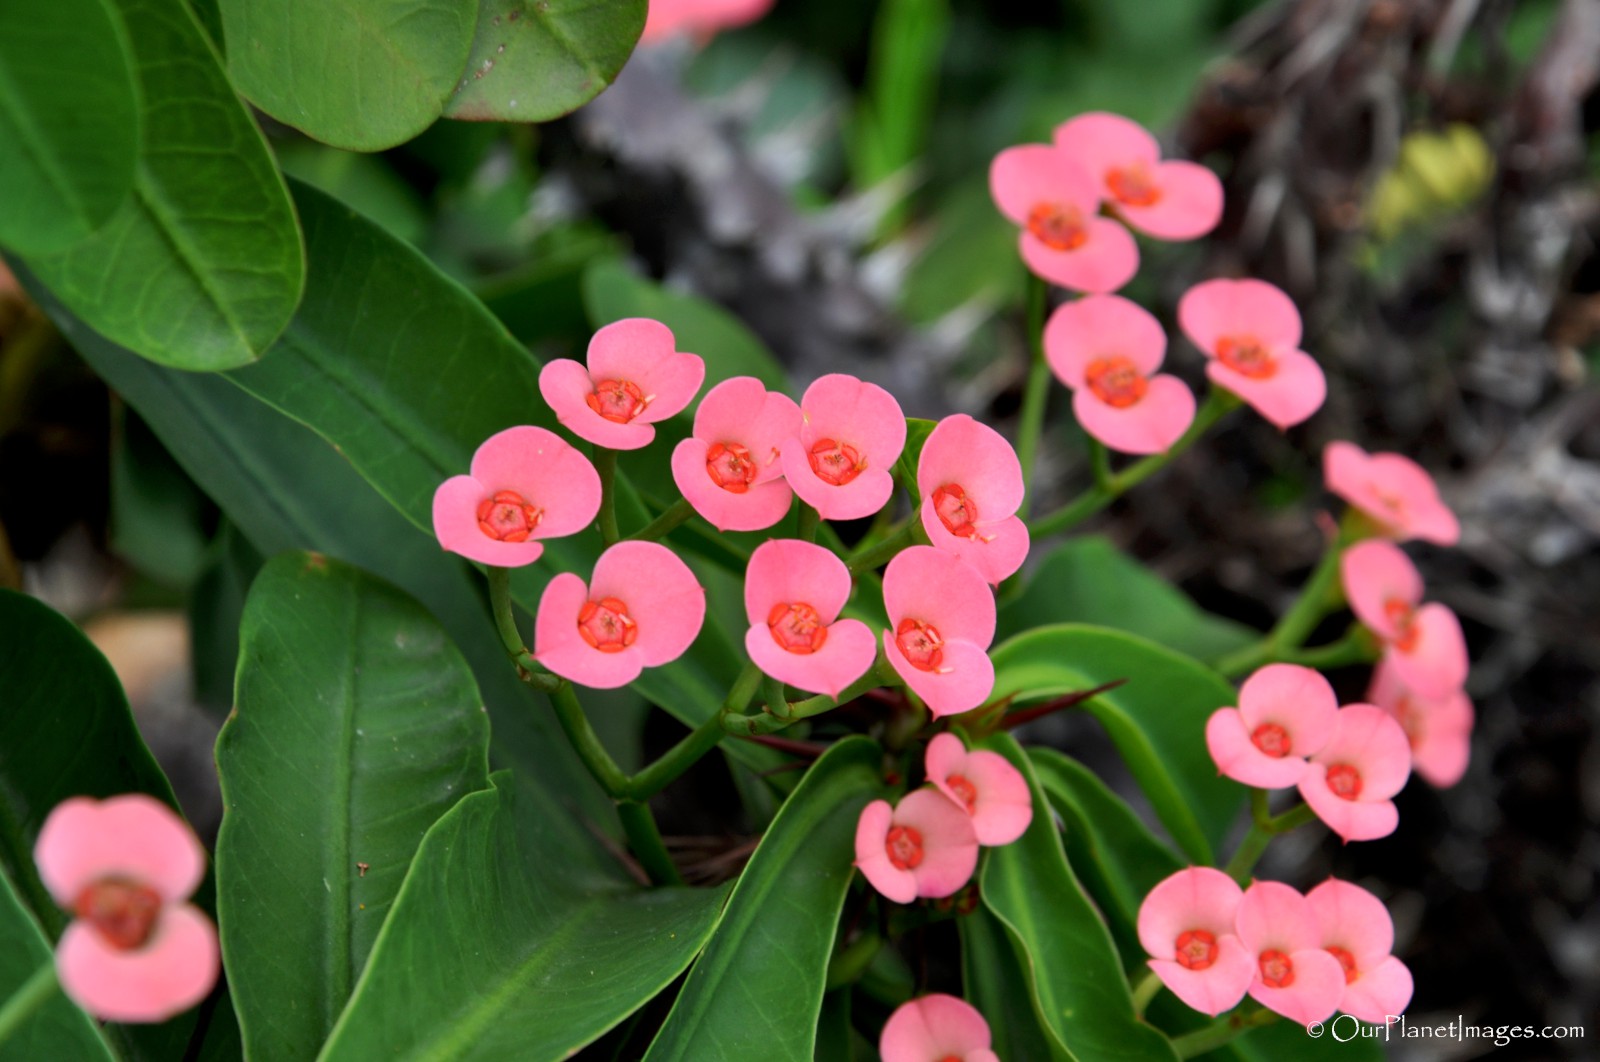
(889, 636), (995, 718)
(1205, 707), (1310, 789)
(1298, 766), (1400, 842)
(692, 377), (801, 485)
(780, 447), (896, 521)
(743, 538), (853, 624)
(1179, 278), (1302, 355)
(798, 374), (907, 469)
(671, 437), (794, 532)
(881, 545), (996, 648)
(1205, 348), (1326, 430)
(641, 0), (773, 42)
(1388, 603), (1468, 700)
(894, 788), (980, 898)
(1312, 703), (1413, 800)
(1372, 660), (1475, 788)
(585, 318), (675, 386)
(1042, 293), (1167, 386)
(1053, 112), (1160, 178)
(432, 476), (546, 568)
(1019, 216), (1139, 294)
(1341, 955), (1413, 1024)
(34, 796), (206, 907)
(467, 425), (603, 540)
(56, 903), (218, 1023)
(1137, 866), (1246, 959)
(924, 736), (1033, 845)
(1237, 663), (1339, 756)
(1248, 947), (1345, 1025)
(1116, 161), (1224, 241)
(880, 993), (993, 1062)
(1070, 374), (1196, 455)
(916, 415), (1025, 521)
(588, 541), (706, 667)
(1148, 935), (1254, 1017)
(988, 144), (1098, 225)
(1323, 441), (1459, 546)
(538, 358), (657, 449)
(1236, 880), (1320, 955)
(534, 573), (644, 689)
(1341, 540), (1423, 638)
(854, 800), (917, 904)
(1305, 878), (1395, 969)
(744, 618), (877, 698)
(919, 505), (1030, 586)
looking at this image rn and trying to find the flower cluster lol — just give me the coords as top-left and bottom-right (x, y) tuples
(879, 993), (998, 1062)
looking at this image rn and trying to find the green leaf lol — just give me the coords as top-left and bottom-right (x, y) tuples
(444, 0), (646, 123)
(25, 0), (303, 371)
(977, 732), (1178, 1062)
(109, 407), (210, 589)
(892, 416), (937, 497)
(0, 873), (114, 1062)
(0, 0), (140, 254)
(960, 907), (1071, 1062)
(990, 624), (1244, 863)
(275, 143), (428, 245)
(220, 0), (477, 151)
(644, 737), (885, 1061)
(999, 536), (1256, 660)
(320, 774), (726, 1061)
(216, 551), (492, 1061)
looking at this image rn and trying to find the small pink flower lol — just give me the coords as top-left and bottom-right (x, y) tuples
(923, 733), (1032, 846)
(33, 795), (219, 1023)
(915, 415), (1030, 584)
(538, 318), (706, 451)
(879, 993), (999, 1062)
(1137, 867), (1255, 1016)
(1235, 880), (1347, 1026)
(1177, 279), (1326, 429)
(779, 374), (907, 521)
(882, 547), (996, 718)
(670, 376), (801, 532)
(1053, 112), (1224, 241)
(854, 789), (979, 904)
(1043, 294), (1198, 455)
(1298, 703), (1412, 843)
(988, 144), (1139, 293)
(640, 0), (773, 43)
(534, 541), (705, 689)
(1341, 540), (1468, 699)
(1368, 658), (1474, 788)
(1324, 441), (1460, 546)
(1306, 879), (1414, 1024)
(1205, 664), (1338, 788)
(432, 426), (602, 568)
(742, 539), (877, 698)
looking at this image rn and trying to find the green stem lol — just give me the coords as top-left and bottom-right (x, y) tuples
(486, 567), (560, 692)
(1089, 437), (1113, 492)
(1171, 1006), (1279, 1058)
(547, 684), (632, 798)
(1224, 791), (1319, 884)
(0, 963), (58, 1046)
(616, 800), (683, 886)
(626, 497), (694, 542)
(825, 931), (883, 991)
(728, 659), (892, 736)
(847, 517), (918, 576)
(594, 447), (620, 545)
(1213, 537), (1351, 678)
(797, 504), (821, 543)
(1017, 274), (1052, 515)
(1279, 629), (1378, 671)
(1130, 967), (1162, 1018)
(628, 663), (763, 800)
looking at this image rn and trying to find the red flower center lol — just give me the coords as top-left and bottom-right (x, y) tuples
(1026, 202), (1089, 251)
(1085, 355), (1150, 408)
(587, 378), (650, 423)
(1250, 722), (1291, 758)
(1107, 164), (1162, 207)
(1215, 335), (1278, 379)
(578, 597), (638, 653)
(895, 618), (945, 671)
(936, 1056), (963, 1062)
(1327, 945), (1359, 985)
(767, 602), (829, 655)
(1383, 597), (1419, 652)
(807, 438), (864, 486)
(1325, 763), (1363, 800)
(477, 490), (544, 543)
(932, 484), (980, 538)
(885, 825), (924, 870)
(1259, 948), (1295, 988)
(1175, 928), (1218, 971)
(75, 878), (163, 951)
(705, 441), (758, 494)
(945, 773), (978, 812)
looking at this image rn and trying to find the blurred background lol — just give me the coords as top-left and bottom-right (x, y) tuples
(1, 0), (1596, 1056)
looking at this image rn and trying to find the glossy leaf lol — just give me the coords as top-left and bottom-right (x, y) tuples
(0, 873), (115, 1062)
(0, 0), (140, 253)
(892, 416), (937, 497)
(221, 0), (477, 151)
(960, 907), (1071, 1062)
(990, 624), (1244, 863)
(445, 0), (647, 123)
(216, 552), (492, 1061)
(25, 0), (303, 370)
(320, 774), (726, 1061)
(978, 732), (1178, 1062)
(643, 737), (886, 1061)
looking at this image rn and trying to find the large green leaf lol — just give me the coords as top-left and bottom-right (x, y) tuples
(25, 0), (303, 370)
(978, 733), (1177, 1062)
(990, 624), (1243, 864)
(320, 774), (725, 1061)
(0, 873), (114, 1062)
(220, 0), (476, 151)
(643, 737), (884, 1061)
(960, 907), (1071, 1062)
(444, 0), (646, 123)
(0, 0), (140, 254)
(216, 552), (492, 1061)
(999, 536), (1256, 661)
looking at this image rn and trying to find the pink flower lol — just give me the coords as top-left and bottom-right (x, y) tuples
(882, 546), (996, 718)
(1298, 703), (1412, 843)
(432, 426), (602, 568)
(742, 539), (877, 698)
(988, 144), (1138, 293)
(1136, 867), (1254, 1016)
(1235, 880), (1347, 1025)
(915, 415), (1030, 584)
(33, 795), (219, 1023)
(538, 318), (706, 451)
(1306, 879), (1414, 1024)
(534, 541), (705, 689)
(879, 993), (999, 1062)
(779, 374), (906, 521)
(641, 0), (773, 44)
(1341, 540), (1468, 699)
(1043, 294), (1198, 455)
(1177, 279), (1326, 429)
(1053, 112), (1223, 241)
(1324, 441), (1460, 546)
(923, 733), (1032, 846)
(854, 789), (979, 903)
(1368, 658), (1474, 788)
(1205, 664), (1338, 788)
(670, 376), (801, 531)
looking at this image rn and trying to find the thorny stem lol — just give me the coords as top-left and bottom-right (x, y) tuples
(1130, 967), (1163, 1018)
(594, 447), (621, 545)
(1170, 1005), (1279, 1058)
(0, 963), (58, 1047)
(626, 496), (694, 542)
(1017, 273), (1052, 515)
